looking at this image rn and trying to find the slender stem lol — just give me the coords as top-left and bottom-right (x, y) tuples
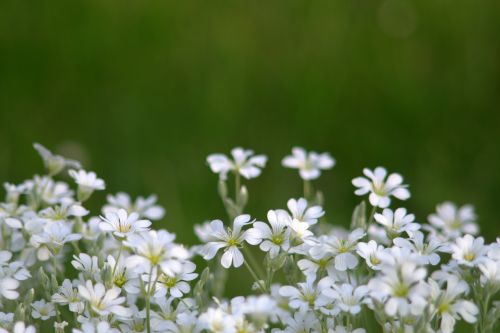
(368, 205), (377, 225)
(145, 265), (154, 333)
(243, 247), (265, 278)
(243, 259), (266, 292)
(235, 172), (241, 199)
(303, 180), (312, 200)
(112, 243), (123, 277)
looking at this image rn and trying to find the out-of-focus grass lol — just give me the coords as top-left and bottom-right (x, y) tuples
(0, 1), (499, 325)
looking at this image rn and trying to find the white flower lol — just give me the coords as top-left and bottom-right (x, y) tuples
(285, 198), (324, 225)
(199, 215), (254, 268)
(393, 231), (450, 266)
(73, 321), (121, 333)
(368, 261), (428, 317)
(68, 169), (105, 201)
(33, 143), (81, 176)
(374, 208), (420, 238)
(0, 273), (19, 300)
(103, 192), (165, 220)
(78, 280), (131, 317)
(207, 147), (267, 180)
(0, 312), (13, 326)
(100, 208), (151, 238)
(276, 310), (321, 333)
(352, 167), (410, 208)
(105, 255), (140, 294)
(125, 230), (189, 275)
(279, 277), (327, 312)
(52, 279), (84, 313)
(153, 261), (198, 298)
(329, 326), (366, 333)
(198, 308), (236, 333)
(451, 234), (487, 267)
(1, 322), (36, 333)
(30, 221), (82, 260)
(478, 259), (500, 286)
(282, 147), (335, 180)
(246, 210), (291, 258)
(31, 300), (56, 320)
(71, 253), (100, 279)
(39, 202), (89, 222)
(310, 228), (365, 271)
(356, 240), (386, 270)
(428, 202), (478, 239)
(428, 276), (478, 333)
(322, 283), (369, 315)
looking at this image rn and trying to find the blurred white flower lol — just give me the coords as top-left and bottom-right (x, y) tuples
(73, 321), (121, 333)
(207, 147), (267, 180)
(310, 228), (365, 271)
(374, 208), (420, 238)
(125, 230), (189, 275)
(282, 147), (335, 180)
(52, 279), (84, 313)
(31, 300), (56, 320)
(393, 231), (449, 266)
(428, 276), (478, 333)
(71, 253), (100, 279)
(451, 235), (487, 267)
(368, 261), (428, 317)
(68, 169), (105, 201)
(0, 322), (36, 333)
(352, 167), (410, 208)
(428, 202), (478, 239)
(33, 143), (81, 176)
(478, 259), (500, 286)
(322, 283), (369, 315)
(103, 192), (165, 220)
(198, 308), (236, 333)
(356, 240), (386, 270)
(30, 221), (82, 260)
(279, 277), (324, 312)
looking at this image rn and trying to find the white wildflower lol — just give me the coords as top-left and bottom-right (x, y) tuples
(199, 214), (254, 268)
(99, 208), (151, 238)
(207, 147), (267, 180)
(352, 167), (410, 208)
(31, 300), (56, 320)
(282, 147), (335, 180)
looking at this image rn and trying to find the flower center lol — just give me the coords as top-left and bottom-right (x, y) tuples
(161, 275), (177, 288)
(438, 302), (450, 314)
(114, 273), (127, 288)
(464, 252), (476, 261)
(370, 255), (380, 265)
(393, 283), (409, 297)
(271, 235), (284, 245)
(227, 238), (239, 246)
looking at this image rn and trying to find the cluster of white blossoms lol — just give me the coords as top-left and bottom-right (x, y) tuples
(0, 144), (498, 333)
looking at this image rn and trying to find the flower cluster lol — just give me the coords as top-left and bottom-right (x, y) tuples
(0, 144), (498, 333)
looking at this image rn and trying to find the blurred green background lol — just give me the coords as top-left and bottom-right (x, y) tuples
(1, 0), (500, 316)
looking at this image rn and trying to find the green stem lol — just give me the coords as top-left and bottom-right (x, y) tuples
(368, 205), (377, 225)
(235, 172), (241, 200)
(243, 247), (265, 278)
(145, 265), (154, 333)
(112, 243), (123, 277)
(303, 180), (312, 200)
(243, 259), (266, 292)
